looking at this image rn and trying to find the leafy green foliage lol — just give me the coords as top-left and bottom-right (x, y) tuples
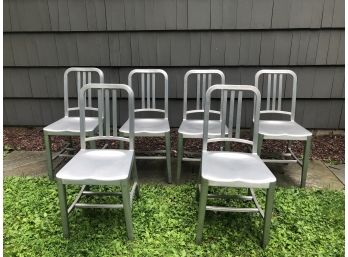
(4, 177), (344, 257)
(3, 145), (13, 157)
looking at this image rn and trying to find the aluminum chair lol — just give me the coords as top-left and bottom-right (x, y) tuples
(56, 83), (139, 239)
(119, 69), (171, 183)
(196, 84), (277, 248)
(176, 70), (227, 182)
(255, 70), (312, 187)
(43, 67), (104, 180)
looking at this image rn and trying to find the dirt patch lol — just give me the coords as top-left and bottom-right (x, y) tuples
(4, 127), (345, 163)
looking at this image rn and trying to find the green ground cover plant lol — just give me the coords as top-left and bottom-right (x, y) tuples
(3, 145), (13, 157)
(4, 177), (344, 257)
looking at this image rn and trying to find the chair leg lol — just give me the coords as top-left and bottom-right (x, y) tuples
(224, 141), (231, 151)
(88, 141), (96, 149)
(68, 136), (74, 154)
(119, 132), (124, 149)
(287, 140), (292, 150)
(301, 136), (312, 188)
(57, 180), (69, 238)
(44, 132), (54, 180)
(121, 180), (134, 240)
(132, 159), (140, 198)
(176, 133), (184, 183)
(165, 132), (172, 183)
(262, 183), (276, 248)
(196, 179), (209, 244)
(257, 134), (264, 156)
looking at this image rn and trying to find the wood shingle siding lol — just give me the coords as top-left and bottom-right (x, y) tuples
(4, 30), (345, 67)
(4, 0), (344, 31)
(4, 0), (344, 128)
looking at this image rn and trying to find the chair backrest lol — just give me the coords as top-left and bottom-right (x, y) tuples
(255, 70), (297, 121)
(64, 67), (104, 117)
(203, 85), (261, 154)
(79, 83), (135, 150)
(128, 69), (168, 118)
(183, 70), (225, 120)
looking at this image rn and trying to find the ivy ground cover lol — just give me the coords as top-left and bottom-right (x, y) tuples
(4, 177), (344, 257)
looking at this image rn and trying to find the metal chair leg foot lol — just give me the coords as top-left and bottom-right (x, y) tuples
(262, 183), (275, 248)
(121, 180), (134, 240)
(132, 160), (140, 198)
(57, 180), (69, 238)
(301, 136), (312, 188)
(196, 179), (208, 244)
(176, 133), (184, 183)
(165, 132), (172, 183)
(44, 132), (54, 180)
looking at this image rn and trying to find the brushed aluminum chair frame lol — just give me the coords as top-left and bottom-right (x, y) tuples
(43, 67), (104, 180)
(196, 84), (276, 248)
(56, 83), (139, 239)
(255, 70), (312, 187)
(119, 69), (172, 183)
(176, 70), (226, 182)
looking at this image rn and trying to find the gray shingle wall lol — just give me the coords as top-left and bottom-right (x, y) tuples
(4, 0), (344, 31)
(4, 0), (344, 128)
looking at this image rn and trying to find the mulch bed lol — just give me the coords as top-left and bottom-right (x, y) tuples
(3, 127), (345, 163)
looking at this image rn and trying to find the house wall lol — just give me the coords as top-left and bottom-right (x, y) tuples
(4, 0), (345, 128)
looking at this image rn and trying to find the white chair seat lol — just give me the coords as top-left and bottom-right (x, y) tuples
(201, 151), (276, 188)
(119, 118), (170, 136)
(56, 149), (134, 185)
(44, 117), (99, 135)
(259, 120), (312, 140)
(178, 120), (228, 139)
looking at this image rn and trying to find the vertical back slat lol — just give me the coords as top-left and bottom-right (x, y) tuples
(278, 74), (283, 110)
(196, 74), (201, 110)
(235, 91), (243, 138)
(105, 89), (110, 136)
(87, 72), (92, 107)
(141, 73), (145, 108)
(208, 74), (212, 89)
(152, 73), (156, 108)
(77, 72), (81, 107)
(228, 91), (235, 137)
(147, 73), (150, 108)
(112, 90), (117, 137)
(220, 90), (227, 137)
(98, 89), (104, 136)
(272, 74), (277, 110)
(202, 74), (207, 108)
(82, 72), (87, 107)
(266, 74), (271, 110)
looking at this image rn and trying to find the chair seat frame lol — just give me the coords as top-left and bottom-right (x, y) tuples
(120, 69), (172, 183)
(195, 84), (276, 248)
(44, 67), (104, 180)
(56, 83), (139, 240)
(177, 70), (226, 182)
(255, 70), (312, 187)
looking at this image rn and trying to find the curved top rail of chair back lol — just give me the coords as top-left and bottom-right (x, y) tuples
(128, 69), (168, 118)
(255, 69), (297, 121)
(64, 67), (104, 117)
(203, 84), (261, 154)
(183, 69), (225, 120)
(79, 83), (135, 150)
